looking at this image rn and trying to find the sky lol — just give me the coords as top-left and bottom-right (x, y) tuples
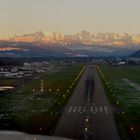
(0, 0), (140, 38)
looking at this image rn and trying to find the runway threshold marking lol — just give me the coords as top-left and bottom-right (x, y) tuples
(104, 106), (108, 114)
(95, 106), (98, 113)
(68, 106), (73, 113)
(83, 106), (86, 112)
(78, 106), (82, 112)
(67, 106), (109, 114)
(73, 106), (77, 112)
(99, 106), (103, 112)
(90, 106), (94, 113)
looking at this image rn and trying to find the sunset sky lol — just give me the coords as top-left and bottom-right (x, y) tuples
(0, 0), (140, 38)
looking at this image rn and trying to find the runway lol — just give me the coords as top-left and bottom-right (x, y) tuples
(53, 65), (120, 140)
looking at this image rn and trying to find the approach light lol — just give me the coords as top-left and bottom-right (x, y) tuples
(86, 118), (88, 122)
(57, 88), (60, 92)
(85, 127), (88, 131)
(49, 88), (52, 92)
(130, 127), (134, 131)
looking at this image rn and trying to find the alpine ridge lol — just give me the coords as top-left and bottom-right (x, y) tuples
(8, 31), (140, 47)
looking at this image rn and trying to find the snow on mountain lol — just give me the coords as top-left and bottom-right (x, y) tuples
(10, 31), (47, 43)
(9, 31), (140, 47)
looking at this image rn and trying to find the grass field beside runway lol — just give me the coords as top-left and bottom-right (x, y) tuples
(0, 64), (85, 134)
(99, 65), (140, 140)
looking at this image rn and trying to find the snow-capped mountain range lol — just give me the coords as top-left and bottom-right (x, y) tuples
(0, 31), (140, 57)
(8, 31), (140, 46)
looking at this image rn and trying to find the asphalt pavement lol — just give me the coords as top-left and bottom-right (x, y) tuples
(53, 65), (120, 140)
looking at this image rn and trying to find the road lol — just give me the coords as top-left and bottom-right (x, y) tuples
(53, 65), (120, 140)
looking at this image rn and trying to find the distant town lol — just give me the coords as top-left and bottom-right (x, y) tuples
(0, 56), (140, 92)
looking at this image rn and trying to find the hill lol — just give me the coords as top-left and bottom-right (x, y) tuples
(131, 50), (140, 58)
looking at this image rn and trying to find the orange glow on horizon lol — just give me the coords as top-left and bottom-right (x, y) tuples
(0, 47), (21, 51)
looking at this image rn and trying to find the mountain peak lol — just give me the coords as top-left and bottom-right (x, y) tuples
(8, 31), (140, 46)
(10, 31), (46, 42)
(34, 31), (45, 37)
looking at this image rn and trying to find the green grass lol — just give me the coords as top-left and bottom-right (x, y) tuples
(100, 65), (140, 83)
(0, 64), (85, 134)
(98, 64), (140, 140)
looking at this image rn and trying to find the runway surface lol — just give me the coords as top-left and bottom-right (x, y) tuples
(53, 65), (120, 140)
